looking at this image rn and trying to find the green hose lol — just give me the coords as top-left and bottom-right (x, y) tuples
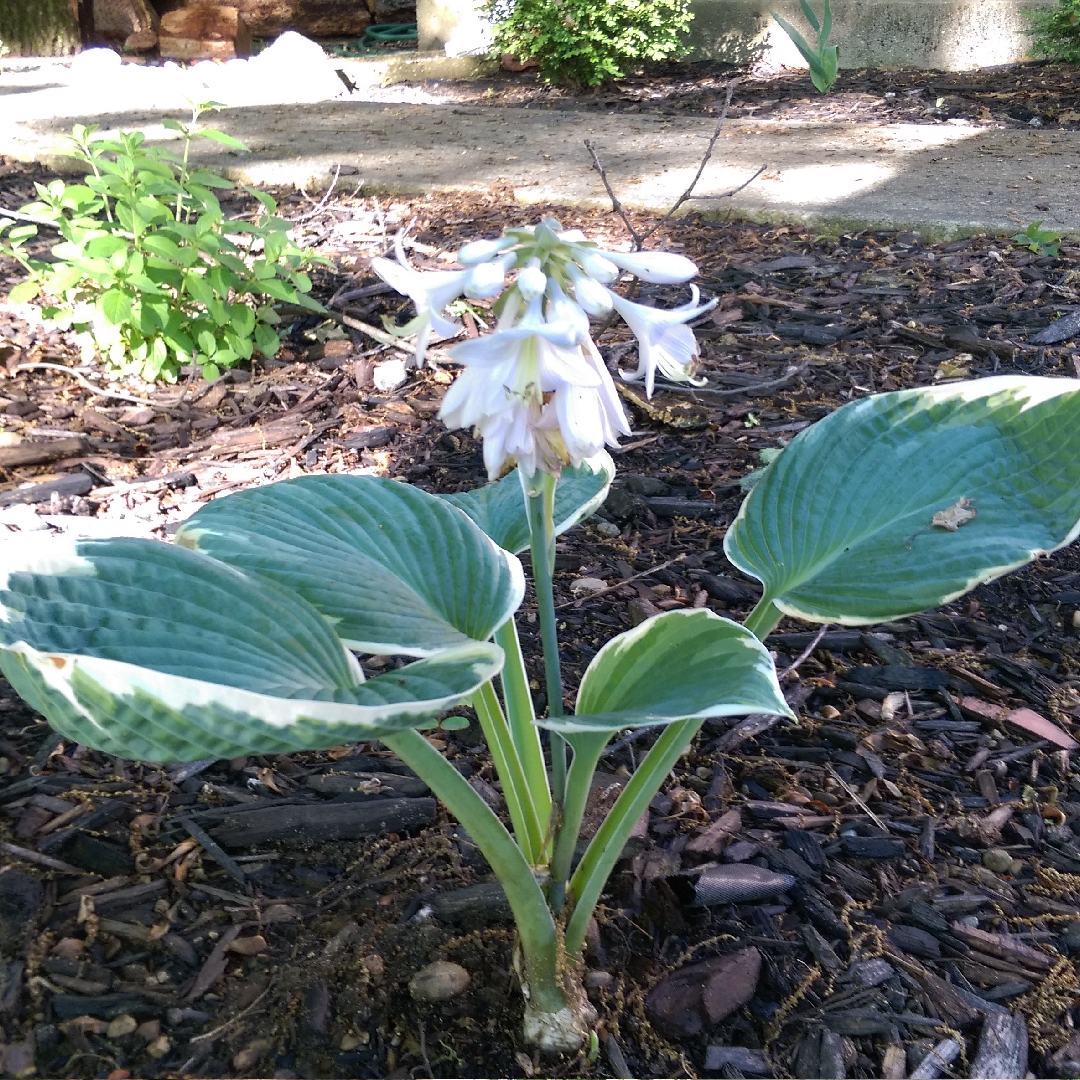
(326, 24), (418, 56)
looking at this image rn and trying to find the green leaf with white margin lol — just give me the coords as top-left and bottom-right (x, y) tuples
(442, 451), (615, 554)
(175, 475), (524, 657)
(0, 535), (501, 762)
(725, 376), (1080, 625)
(539, 609), (792, 734)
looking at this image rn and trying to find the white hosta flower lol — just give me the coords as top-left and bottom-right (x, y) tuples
(440, 298), (629, 479)
(566, 265), (613, 316)
(457, 236), (514, 265)
(601, 249), (698, 284)
(517, 261), (547, 301)
(464, 255), (511, 300)
(573, 250), (620, 284)
(370, 235), (467, 366)
(609, 285), (717, 398)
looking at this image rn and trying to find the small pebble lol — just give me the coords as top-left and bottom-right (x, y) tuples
(983, 848), (1013, 874)
(409, 960), (471, 1002)
(147, 1035), (172, 1060)
(228, 934), (268, 955)
(373, 357), (408, 392)
(106, 1014), (138, 1039)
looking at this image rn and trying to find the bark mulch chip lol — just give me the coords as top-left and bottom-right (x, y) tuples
(2, 142), (1080, 1077)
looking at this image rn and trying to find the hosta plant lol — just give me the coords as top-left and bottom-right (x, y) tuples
(0, 105), (324, 382)
(3, 220), (1080, 1053)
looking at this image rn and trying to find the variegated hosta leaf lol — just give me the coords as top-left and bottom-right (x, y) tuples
(0, 536), (501, 761)
(725, 376), (1080, 625)
(442, 452), (615, 554)
(176, 475), (524, 657)
(541, 609), (792, 734)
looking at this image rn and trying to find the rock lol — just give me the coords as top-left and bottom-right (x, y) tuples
(227, 934), (267, 955)
(124, 28), (159, 50)
(409, 960), (470, 1002)
(232, 1037), (273, 1071)
(569, 577), (607, 596)
(0, 871), (43, 952)
(693, 863), (795, 905)
(216, 0), (371, 37)
(373, 357), (408, 393)
(159, 5), (253, 61)
(983, 847), (1014, 873)
(645, 947), (761, 1037)
(106, 1014), (138, 1039)
(94, 0), (158, 39)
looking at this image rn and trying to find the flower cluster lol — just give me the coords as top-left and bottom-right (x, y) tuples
(372, 218), (715, 479)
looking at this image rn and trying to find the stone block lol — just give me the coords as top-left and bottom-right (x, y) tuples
(160, 5), (253, 60)
(198, 0), (372, 38)
(93, 0), (158, 39)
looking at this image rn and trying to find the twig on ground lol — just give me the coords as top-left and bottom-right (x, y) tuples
(650, 363), (807, 397)
(9, 361), (157, 406)
(584, 80), (762, 250)
(826, 762), (887, 831)
(583, 139), (643, 248)
(186, 986), (271, 1048)
(291, 165), (341, 223)
(779, 623), (830, 679)
(637, 80), (743, 244)
(0, 205), (60, 229)
(277, 302), (406, 350)
(553, 553), (686, 610)
(690, 162), (768, 202)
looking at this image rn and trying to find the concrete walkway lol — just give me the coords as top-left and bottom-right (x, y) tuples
(2, 55), (1078, 238)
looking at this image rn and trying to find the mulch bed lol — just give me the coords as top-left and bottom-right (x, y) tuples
(2, 129), (1080, 1079)
(393, 58), (1080, 131)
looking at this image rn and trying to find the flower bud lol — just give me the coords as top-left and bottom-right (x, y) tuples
(517, 262), (547, 301)
(464, 258), (506, 299)
(574, 250), (619, 284)
(602, 249), (697, 284)
(457, 236), (513, 266)
(569, 272), (613, 316)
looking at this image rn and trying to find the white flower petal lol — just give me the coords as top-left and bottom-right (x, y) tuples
(603, 249), (698, 284)
(457, 237), (513, 265)
(517, 263), (547, 301)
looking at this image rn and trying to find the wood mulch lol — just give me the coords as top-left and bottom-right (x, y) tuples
(2, 128), (1080, 1078)
(393, 58), (1080, 131)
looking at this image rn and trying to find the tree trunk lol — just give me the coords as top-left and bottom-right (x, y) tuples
(0, 0), (82, 55)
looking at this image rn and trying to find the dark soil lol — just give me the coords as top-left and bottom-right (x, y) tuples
(394, 58), (1080, 132)
(2, 137), (1080, 1079)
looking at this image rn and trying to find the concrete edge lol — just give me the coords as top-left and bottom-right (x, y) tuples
(19, 145), (1078, 245)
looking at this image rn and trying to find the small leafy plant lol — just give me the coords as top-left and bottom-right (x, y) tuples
(0, 105), (324, 382)
(772, 0), (839, 93)
(1012, 220), (1061, 257)
(1026, 0), (1080, 63)
(489, 0), (692, 88)
(3, 219), (1080, 1053)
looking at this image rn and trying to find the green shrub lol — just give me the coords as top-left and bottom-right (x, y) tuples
(489, 0), (692, 88)
(1026, 0), (1080, 63)
(0, 106), (324, 383)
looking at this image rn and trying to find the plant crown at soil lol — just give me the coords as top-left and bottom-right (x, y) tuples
(0, 106), (325, 382)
